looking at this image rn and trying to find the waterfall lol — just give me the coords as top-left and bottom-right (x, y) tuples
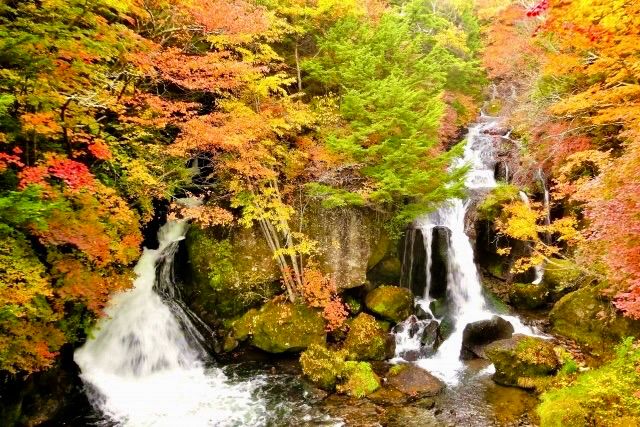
(394, 118), (534, 385)
(75, 218), (266, 427)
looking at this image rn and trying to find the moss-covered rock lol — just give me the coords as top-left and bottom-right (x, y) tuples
(184, 226), (281, 320)
(543, 259), (589, 301)
(550, 283), (640, 355)
(234, 300), (325, 353)
(365, 286), (414, 322)
(343, 313), (394, 361)
(486, 334), (560, 388)
(300, 344), (347, 390)
(510, 283), (549, 309)
(337, 361), (381, 398)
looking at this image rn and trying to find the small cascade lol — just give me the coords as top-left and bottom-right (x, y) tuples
(75, 218), (267, 427)
(393, 118), (535, 385)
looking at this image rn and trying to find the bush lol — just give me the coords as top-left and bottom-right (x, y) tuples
(537, 338), (640, 426)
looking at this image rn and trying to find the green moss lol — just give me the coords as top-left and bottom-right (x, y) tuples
(486, 335), (560, 388)
(344, 295), (362, 315)
(343, 313), (389, 361)
(364, 286), (413, 322)
(550, 283), (640, 355)
(537, 338), (640, 427)
(231, 308), (258, 341)
(300, 344), (347, 390)
(388, 363), (409, 376)
(543, 259), (589, 300)
(243, 301), (326, 353)
(185, 226), (281, 319)
(337, 361), (381, 398)
(510, 283), (548, 309)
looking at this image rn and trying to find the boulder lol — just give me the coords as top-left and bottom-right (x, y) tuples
(235, 300), (326, 353)
(543, 259), (589, 301)
(336, 361), (381, 398)
(550, 283), (640, 354)
(365, 286), (414, 322)
(300, 344), (347, 390)
(386, 364), (445, 398)
(510, 283), (548, 309)
(485, 334), (560, 388)
(343, 313), (395, 361)
(460, 316), (515, 360)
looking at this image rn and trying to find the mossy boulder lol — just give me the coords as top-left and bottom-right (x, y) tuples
(543, 259), (588, 301)
(509, 283), (549, 309)
(234, 300), (325, 353)
(336, 361), (381, 398)
(486, 334), (560, 388)
(550, 283), (640, 355)
(343, 313), (395, 361)
(365, 286), (414, 322)
(300, 344), (347, 390)
(185, 226), (281, 320)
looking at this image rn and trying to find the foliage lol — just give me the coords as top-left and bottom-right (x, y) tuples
(477, 183), (520, 221)
(537, 338), (640, 427)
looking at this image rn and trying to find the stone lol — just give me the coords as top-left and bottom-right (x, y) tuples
(398, 228), (427, 297)
(485, 334), (560, 388)
(386, 364), (445, 398)
(237, 300), (326, 353)
(420, 320), (443, 356)
(460, 316), (515, 360)
(543, 259), (589, 301)
(343, 313), (395, 361)
(510, 283), (548, 309)
(365, 286), (414, 323)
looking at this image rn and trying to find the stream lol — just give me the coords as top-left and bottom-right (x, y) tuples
(58, 116), (540, 426)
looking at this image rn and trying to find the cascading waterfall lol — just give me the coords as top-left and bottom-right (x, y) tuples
(74, 218), (266, 427)
(394, 117), (535, 385)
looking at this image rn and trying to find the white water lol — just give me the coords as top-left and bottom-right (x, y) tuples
(75, 220), (266, 427)
(395, 118), (535, 385)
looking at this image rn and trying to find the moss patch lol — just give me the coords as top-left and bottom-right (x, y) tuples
(240, 300), (326, 353)
(510, 283), (548, 309)
(337, 361), (381, 398)
(300, 344), (347, 390)
(364, 286), (413, 322)
(537, 338), (640, 426)
(343, 313), (392, 361)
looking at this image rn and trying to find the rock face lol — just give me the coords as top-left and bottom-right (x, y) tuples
(337, 361), (381, 398)
(184, 226), (281, 320)
(543, 259), (588, 301)
(386, 364), (445, 398)
(233, 301), (325, 353)
(550, 283), (640, 354)
(486, 334), (560, 388)
(301, 203), (394, 289)
(365, 286), (414, 322)
(343, 313), (395, 361)
(460, 316), (515, 360)
(429, 226), (450, 299)
(399, 228), (427, 297)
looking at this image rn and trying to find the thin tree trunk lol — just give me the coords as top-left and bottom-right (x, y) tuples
(295, 41), (302, 92)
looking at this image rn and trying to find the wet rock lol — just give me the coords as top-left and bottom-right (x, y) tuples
(415, 305), (433, 320)
(367, 387), (409, 405)
(322, 394), (382, 425)
(509, 283), (548, 309)
(236, 300), (325, 353)
(382, 406), (441, 427)
(344, 313), (395, 361)
(429, 227), (450, 300)
(337, 361), (381, 398)
(485, 334), (560, 388)
(399, 228), (427, 297)
(460, 316), (514, 360)
(365, 286), (414, 323)
(386, 364), (445, 398)
(420, 320), (443, 356)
